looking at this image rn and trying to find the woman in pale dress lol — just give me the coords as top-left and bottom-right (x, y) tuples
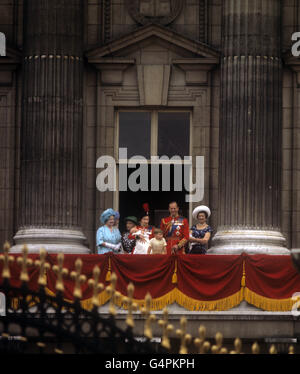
(130, 203), (154, 255)
(96, 209), (122, 254)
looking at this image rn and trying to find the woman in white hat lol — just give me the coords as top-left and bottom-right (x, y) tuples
(188, 206), (212, 254)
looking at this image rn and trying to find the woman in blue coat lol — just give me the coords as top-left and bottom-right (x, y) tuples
(96, 208), (122, 254)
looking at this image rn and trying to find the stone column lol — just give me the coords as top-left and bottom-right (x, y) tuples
(210, 0), (289, 254)
(11, 0), (89, 253)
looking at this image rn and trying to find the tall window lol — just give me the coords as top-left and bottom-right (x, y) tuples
(157, 112), (190, 158)
(118, 111), (190, 160)
(117, 110), (191, 229)
(119, 112), (152, 159)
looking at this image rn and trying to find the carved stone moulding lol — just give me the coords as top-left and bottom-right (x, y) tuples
(284, 53), (300, 86)
(87, 57), (135, 85)
(209, 227), (290, 255)
(10, 228), (91, 254)
(126, 0), (184, 26)
(173, 58), (219, 86)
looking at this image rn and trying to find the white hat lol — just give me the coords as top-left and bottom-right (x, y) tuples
(192, 205), (211, 220)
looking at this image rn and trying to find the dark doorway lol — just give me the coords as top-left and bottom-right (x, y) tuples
(119, 164), (189, 233)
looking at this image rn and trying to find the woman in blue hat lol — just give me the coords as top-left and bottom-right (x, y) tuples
(96, 209), (122, 254)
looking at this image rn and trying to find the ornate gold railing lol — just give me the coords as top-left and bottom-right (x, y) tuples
(0, 243), (297, 354)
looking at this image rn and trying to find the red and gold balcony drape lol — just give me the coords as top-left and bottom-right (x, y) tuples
(1, 253), (300, 312)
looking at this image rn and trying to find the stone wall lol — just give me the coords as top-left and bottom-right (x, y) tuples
(0, 1), (299, 251)
(0, 0), (23, 249)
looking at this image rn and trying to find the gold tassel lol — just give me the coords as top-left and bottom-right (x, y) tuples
(172, 259), (178, 284)
(106, 271), (111, 282)
(241, 260), (246, 298)
(106, 256), (112, 282)
(241, 260), (246, 287)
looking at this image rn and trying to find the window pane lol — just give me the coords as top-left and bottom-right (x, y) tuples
(119, 112), (151, 159)
(158, 112), (190, 158)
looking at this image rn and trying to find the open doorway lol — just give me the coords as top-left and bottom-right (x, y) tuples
(118, 165), (189, 232)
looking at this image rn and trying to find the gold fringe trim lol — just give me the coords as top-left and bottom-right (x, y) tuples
(122, 290), (177, 311)
(244, 287), (294, 312)
(172, 288), (244, 311)
(80, 291), (111, 311)
(9, 288), (244, 312)
(77, 288), (244, 312)
(44, 288), (112, 311)
(79, 290), (177, 312)
(9, 287), (295, 312)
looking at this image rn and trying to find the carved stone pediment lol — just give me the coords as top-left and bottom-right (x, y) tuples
(86, 24), (220, 104)
(86, 24), (220, 61)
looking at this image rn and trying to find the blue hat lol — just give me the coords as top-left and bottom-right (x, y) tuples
(100, 208), (116, 224)
(115, 211), (120, 220)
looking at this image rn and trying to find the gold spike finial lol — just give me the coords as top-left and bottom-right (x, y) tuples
(194, 325), (210, 354)
(176, 317), (192, 354)
(88, 266), (104, 307)
(17, 245), (33, 283)
(252, 342), (260, 354)
(230, 337), (242, 354)
(123, 282), (138, 328)
(71, 258), (87, 300)
(0, 241), (14, 279)
(141, 292), (156, 340)
(289, 345), (295, 354)
(53, 253), (68, 293)
(220, 347), (228, 354)
(158, 307), (174, 351)
(106, 272), (121, 316)
(269, 344), (277, 354)
(211, 332), (224, 354)
(202, 341), (211, 354)
(35, 248), (50, 287)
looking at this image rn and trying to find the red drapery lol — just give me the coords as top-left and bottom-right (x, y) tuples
(1, 253), (300, 311)
(244, 255), (300, 311)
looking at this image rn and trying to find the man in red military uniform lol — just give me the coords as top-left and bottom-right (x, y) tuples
(160, 201), (189, 255)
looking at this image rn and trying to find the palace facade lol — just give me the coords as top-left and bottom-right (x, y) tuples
(0, 0), (299, 254)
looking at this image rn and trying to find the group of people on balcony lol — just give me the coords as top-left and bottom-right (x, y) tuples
(96, 202), (213, 255)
